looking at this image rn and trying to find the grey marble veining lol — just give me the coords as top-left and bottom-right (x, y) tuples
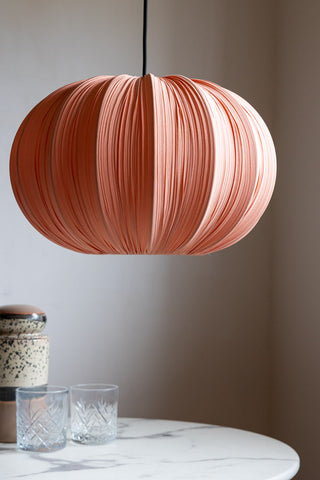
(0, 418), (299, 480)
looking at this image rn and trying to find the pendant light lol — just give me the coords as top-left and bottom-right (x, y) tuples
(10, 1), (276, 255)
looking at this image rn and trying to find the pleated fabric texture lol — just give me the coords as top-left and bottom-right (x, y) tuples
(10, 74), (276, 255)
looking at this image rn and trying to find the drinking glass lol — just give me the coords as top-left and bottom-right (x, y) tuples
(16, 385), (69, 452)
(70, 384), (118, 445)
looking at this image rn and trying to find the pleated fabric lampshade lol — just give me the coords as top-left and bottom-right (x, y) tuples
(10, 74), (276, 255)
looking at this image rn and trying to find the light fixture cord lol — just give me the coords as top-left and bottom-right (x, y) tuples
(142, 0), (148, 76)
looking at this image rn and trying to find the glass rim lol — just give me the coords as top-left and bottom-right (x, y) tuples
(16, 385), (68, 394)
(70, 383), (118, 392)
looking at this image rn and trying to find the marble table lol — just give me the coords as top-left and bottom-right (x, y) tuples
(1, 418), (299, 479)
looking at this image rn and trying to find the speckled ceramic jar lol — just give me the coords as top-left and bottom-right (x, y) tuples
(0, 305), (49, 443)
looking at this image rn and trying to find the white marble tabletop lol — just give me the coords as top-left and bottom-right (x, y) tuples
(1, 418), (299, 480)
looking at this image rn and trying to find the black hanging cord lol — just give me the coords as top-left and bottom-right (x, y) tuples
(142, 0), (148, 76)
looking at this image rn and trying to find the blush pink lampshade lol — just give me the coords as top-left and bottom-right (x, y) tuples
(10, 74), (276, 255)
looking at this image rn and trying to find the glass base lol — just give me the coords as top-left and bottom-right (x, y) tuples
(17, 440), (66, 452)
(71, 432), (116, 445)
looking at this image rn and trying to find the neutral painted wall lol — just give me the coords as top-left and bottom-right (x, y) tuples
(4, 2), (320, 477)
(0, 0), (275, 433)
(271, 1), (320, 478)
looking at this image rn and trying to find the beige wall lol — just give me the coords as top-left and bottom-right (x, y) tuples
(271, 1), (320, 478)
(4, 1), (320, 478)
(0, 0), (274, 434)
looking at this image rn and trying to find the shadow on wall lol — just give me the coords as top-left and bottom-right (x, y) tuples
(118, 219), (271, 435)
(160, 236), (270, 432)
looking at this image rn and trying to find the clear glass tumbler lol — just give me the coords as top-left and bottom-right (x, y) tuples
(16, 385), (69, 452)
(70, 384), (118, 445)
